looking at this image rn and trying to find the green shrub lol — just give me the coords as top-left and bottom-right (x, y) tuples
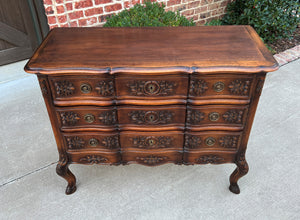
(205, 19), (223, 26)
(104, 1), (195, 27)
(222, 0), (300, 43)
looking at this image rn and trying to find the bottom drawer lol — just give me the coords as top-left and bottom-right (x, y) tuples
(122, 150), (182, 166)
(69, 152), (121, 165)
(183, 151), (235, 165)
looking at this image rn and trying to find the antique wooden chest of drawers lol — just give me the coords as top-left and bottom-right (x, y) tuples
(25, 26), (278, 195)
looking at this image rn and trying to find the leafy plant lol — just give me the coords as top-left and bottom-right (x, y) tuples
(104, 1), (195, 27)
(222, 0), (300, 43)
(205, 19), (223, 26)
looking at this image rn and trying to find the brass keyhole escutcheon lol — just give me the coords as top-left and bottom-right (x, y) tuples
(89, 138), (99, 147)
(209, 112), (220, 121)
(213, 82), (225, 92)
(144, 81), (159, 95)
(205, 137), (216, 146)
(84, 114), (95, 123)
(148, 139), (154, 146)
(149, 114), (155, 122)
(149, 84), (155, 93)
(80, 83), (92, 94)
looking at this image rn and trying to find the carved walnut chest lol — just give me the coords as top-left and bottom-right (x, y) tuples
(25, 26), (278, 194)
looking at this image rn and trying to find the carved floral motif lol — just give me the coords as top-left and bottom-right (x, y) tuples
(195, 155), (224, 164)
(187, 109), (205, 124)
(80, 155), (108, 164)
(184, 135), (201, 149)
(54, 80), (75, 96)
(189, 79), (208, 96)
(136, 155), (168, 165)
(131, 136), (173, 149)
(127, 80), (177, 96)
(102, 135), (119, 149)
(228, 80), (251, 95)
(65, 136), (85, 149)
(98, 110), (117, 125)
(236, 153), (249, 175)
(60, 112), (80, 126)
(223, 110), (244, 123)
(219, 136), (239, 148)
(95, 80), (114, 96)
(128, 110), (174, 124)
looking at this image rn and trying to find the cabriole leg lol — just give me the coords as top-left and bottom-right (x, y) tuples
(229, 153), (249, 194)
(56, 155), (76, 195)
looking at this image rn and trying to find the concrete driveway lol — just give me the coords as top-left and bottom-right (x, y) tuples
(0, 59), (299, 220)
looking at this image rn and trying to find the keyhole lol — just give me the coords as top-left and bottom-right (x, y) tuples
(149, 84), (154, 93)
(149, 139), (154, 146)
(149, 115), (154, 121)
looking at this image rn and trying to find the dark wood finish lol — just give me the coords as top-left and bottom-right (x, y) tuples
(25, 26), (278, 195)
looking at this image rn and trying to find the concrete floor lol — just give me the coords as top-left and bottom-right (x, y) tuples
(0, 59), (299, 220)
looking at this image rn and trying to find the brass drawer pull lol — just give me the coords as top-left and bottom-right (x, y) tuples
(89, 138), (99, 147)
(80, 83), (92, 93)
(205, 137), (216, 146)
(209, 112), (220, 121)
(213, 82), (225, 92)
(84, 114), (95, 123)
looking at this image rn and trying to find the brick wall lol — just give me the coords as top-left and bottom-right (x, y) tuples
(44, 0), (232, 29)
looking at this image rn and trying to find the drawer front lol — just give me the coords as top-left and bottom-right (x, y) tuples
(183, 151), (235, 165)
(69, 152), (121, 165)
(118, 105), (186, 131)
(186, 105), (248, 130)
(184, 131), (243, 151)
(63, 132), (120, 151)
(115, 74), (188, 102)
(189, 75), (254, 101)
(120, 131), (183, 150)
(122, 150), (182, 166)
(56, 107), (117, 131)
(48, 75), (114, 104)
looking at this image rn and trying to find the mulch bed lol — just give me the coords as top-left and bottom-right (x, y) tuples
(268, 27), (300, 54)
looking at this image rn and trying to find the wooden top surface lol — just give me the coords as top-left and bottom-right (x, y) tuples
(25, 26), (278, 74)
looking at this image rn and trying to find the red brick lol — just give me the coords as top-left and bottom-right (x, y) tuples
(99, 14), (113, 22)
(195, 6), (208, 14)
(95, 0), (113, 5)
(58, 15), (67, 23)
(220, 0), (230, 7)
(49, 24), (59, 29)
(131, 0), (141, 5)
(196, 20), (206, 25)
(66, 3), (73, 10)
(187, 1), (200, 9)
(208, 3), (219, 10)
(167, 0), (181, 7)
(43, 0), (53, 5)
(70, 21), (78, 27)
(174, 4), (187, 11)
(202, 0), (214, 4)
(181, 9), (194, 16)
(85, 7), (103, 16)
(75, 0), (93, 9)
(199, 11), (211, 19)
(56, 5), (65, 14)
(79, 17), (97, 26)
(45, 6), (54, 15)
(56, 0), (64, 3)
(47, 16), (57, 24)
(60, 23), (69, 27)
(124, 1), (130, 8)
(68, 10), (84, 20)
(104, 3), (122, 12)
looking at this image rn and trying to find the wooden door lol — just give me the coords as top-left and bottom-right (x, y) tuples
(0, 0), (48, 65)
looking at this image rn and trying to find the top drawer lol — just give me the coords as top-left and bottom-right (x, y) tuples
(48, 75), (114, 106)
(115, 74), (188, 105)
(189, 74), (255, 104)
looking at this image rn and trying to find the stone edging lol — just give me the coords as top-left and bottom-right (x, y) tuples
(273, 45), (300, 66)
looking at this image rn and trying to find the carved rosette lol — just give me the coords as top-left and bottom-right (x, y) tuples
(127, 80), (177, 96)
(236, 153), (249, 175)
(39, 80), (48, 95)
(54, 80), (75, 96)
(223, 110), (244, 123)
(219, 136), (239, 148)
(102, 135), (119, 149)
(195, 155), (224, 164)
(80, 155), (108, 164)
(131, 136), (173, 149)
(99, 110), (117, 125)
(184, 135), (201, 149)
(228, 80), (251, 95)
(136, 155), (168, 165)
(65, 136), (85, 149)
(189, 79), (208, 96)
(128, 110), (174, 125)
(187, 109), (205, 124)
(95, 80), (114, 96)
(60, 112), (80, 126)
